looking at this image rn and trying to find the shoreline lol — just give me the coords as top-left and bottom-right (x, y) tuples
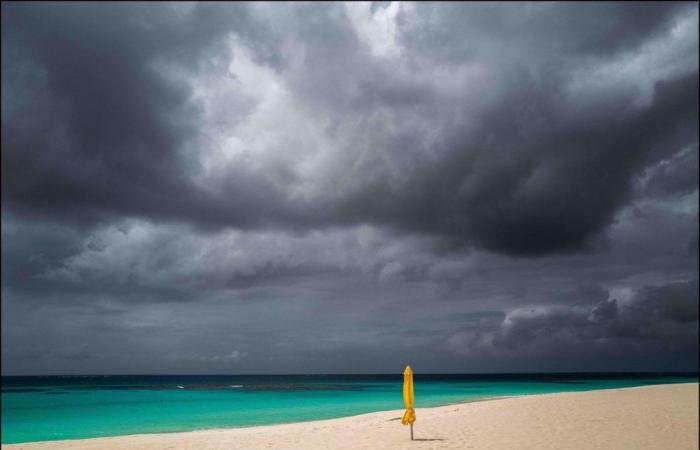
(4, 383), (698, 449)
(2, 393), (516, 445)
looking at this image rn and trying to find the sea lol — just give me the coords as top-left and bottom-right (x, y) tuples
(1, 373), (697, 444)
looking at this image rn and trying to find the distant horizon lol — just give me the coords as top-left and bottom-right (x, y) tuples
(3, 371), (699, 378)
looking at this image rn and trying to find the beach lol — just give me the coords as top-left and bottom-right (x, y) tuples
(4, 383), (697, 450)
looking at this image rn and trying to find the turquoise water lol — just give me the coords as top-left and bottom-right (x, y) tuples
(1, 374), (697, 444)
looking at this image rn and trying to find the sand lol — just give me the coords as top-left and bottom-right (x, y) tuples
(4, 383), (697, 450)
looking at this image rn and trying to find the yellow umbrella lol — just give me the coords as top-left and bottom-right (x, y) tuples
(401, 365), (416, 440)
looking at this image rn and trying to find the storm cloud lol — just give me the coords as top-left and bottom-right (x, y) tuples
(2, 2), (698, 375)
(446, 279), (698, 368)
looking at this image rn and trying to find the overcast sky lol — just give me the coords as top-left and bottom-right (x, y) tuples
(2, 2), (698, 375)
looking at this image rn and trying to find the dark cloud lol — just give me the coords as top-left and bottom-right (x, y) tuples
(3, 2), (697, 255)
(445, 279), (698, 371)
(623, 280), (699, 325)
(635, 145), (699, 198)
(335, 72), (698, 255)
(1, 2), (297, 229)
(2, 2), (698, 374)
(401, 2), (689, 63)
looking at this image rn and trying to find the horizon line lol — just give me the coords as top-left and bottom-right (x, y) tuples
(3, 370), (698, 377)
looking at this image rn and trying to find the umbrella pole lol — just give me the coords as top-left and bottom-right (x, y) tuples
(410, 423), (413, 440)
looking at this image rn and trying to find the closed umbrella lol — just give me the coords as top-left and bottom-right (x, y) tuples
(401, 365), (416, 440)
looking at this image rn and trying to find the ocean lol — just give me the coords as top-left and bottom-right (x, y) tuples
(1, 373), (697, 444)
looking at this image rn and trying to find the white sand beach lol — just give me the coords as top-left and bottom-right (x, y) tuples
(5, 383), (697, 450)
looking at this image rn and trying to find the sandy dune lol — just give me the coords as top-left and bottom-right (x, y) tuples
(5, 383), (698, 450)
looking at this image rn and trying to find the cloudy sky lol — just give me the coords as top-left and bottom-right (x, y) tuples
(2, 2), (698, 375)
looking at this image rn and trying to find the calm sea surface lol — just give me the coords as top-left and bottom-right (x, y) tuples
(1, 373), (697, 444)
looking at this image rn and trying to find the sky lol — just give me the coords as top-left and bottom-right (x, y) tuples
(1, 1), (698, 375)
